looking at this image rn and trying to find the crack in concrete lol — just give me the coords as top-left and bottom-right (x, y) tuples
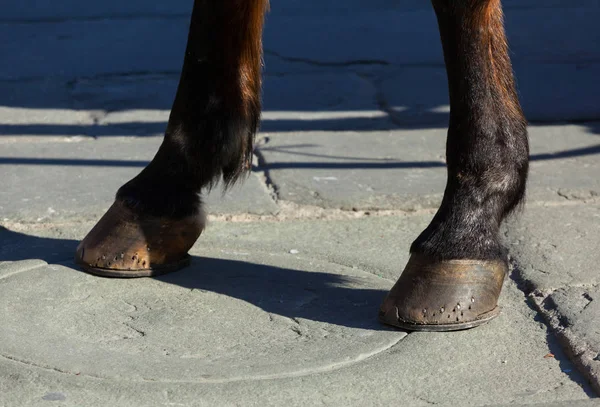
(0, 70), (180, 85)
(366, 74), (408, 129)
(0, 2), (589, 25)
(264, 49), (390, 68)
(528, 289), (600, 396)
(557, 189), (600, 202)
(253, 137), (280, 203)
(290, 325), (302, 337)
(65, 71), (180, 87)
(121, 300), (138, 313)
(122, 321), (146, 338)
(0, 353), (103, 380)
(0, 13), (190, 25)
(582, 292), (594, 311)
(410, 395), (436, 405)
(509, 256), (600, 396)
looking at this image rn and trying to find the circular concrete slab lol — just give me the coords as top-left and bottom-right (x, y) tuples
(0, 249), (404, 382)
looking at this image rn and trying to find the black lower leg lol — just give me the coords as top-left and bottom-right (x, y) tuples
(117, 0), (268, 218)
(411, 0), (529, 261)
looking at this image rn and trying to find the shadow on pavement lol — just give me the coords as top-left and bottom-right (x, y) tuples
(156, 255), (392, 331)
(0, 226), (79, 264)
(1, 141), (599, 169)
(0, 227), (393, 331)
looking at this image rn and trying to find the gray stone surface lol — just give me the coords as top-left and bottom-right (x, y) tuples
(0, 218), (594, 406)
(1, 0), (600, 404)
(259, 129), (446, 210)
(0, 136), (278, 221)
(261, 73), (393, 132)
(0, 71), (392, 137)
(3, 0), (598, 21)
(263, 5), (600, 68)
(544, 286), (600, 354)
(380, 64), (600, 125)
(507, 204), (600, 291)
(2, 2), (599, 87)
(0, 252), (404, 382)
(505, 203), (600, 394)
(259, 124), (600, 210)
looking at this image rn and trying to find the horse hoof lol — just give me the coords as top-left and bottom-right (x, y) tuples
(74, 201), (204, 278)
(379, 254), (507, 332)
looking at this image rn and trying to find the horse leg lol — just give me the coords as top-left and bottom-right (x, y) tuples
(380, 0), (529, 330)
(75, 0), (269, 277)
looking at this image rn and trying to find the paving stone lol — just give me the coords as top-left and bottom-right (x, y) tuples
(259, 129), (447, 210)
(2, 0), (192, 21)
(0, 137), (278, 221)
(530, 285), (600, 396)
(262, 6), (600, 67)
(1, 0), (600, 404)
(544, 286), (600, 354)
(380, 64), (600, 125)
(2, 5), (599, 80)
(259, 124), (600, 210)
(505, 203), (600, 395)
(506, 203), (600, 291)
(0, 71), (391, 139)
(261, 73), (392, 132)
(0, 19), (188, 80)
(0, 250), (404, 382)
(0, 217), (594, 405)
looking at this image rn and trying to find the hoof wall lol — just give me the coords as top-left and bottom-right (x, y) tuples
(75, 201), (203, 278)
(379, 305), (501, 332)
(379, 254), (507, 332)
(77, 255), (192, 278)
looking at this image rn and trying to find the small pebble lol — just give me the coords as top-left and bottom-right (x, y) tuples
(501, 360), (507, 364)
(289, 249), (299, 254)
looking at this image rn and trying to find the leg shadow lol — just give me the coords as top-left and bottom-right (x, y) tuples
(0, 227), (391, 331)
(155, 256), (392, 331)
(0, 226), (78, 264)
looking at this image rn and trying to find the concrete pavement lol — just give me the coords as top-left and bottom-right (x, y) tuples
(1, 0), (600, 405)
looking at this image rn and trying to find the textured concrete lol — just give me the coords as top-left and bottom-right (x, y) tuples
(0, 252), (404, 382)
(507, 204), (600, 291)
(505, 203), (600, 395)
(0, 136), (278, 221)
(0, 218), (595, 406)
(259, 124), (600, 210)
(1, 0), (600, 404)
(380, 64), (600, 125)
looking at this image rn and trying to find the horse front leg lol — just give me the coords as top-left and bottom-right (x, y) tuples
(75, 0), (269, 277)
(380, 0), (529, 330)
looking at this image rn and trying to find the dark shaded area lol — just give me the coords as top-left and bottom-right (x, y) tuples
(156, 256), (392, 331)
(1, 117), (599, 137)
(0, 157), (149, 167)
(0, 117), (405, 135)
(0, 122), (167, 138)
(0, 2), (597, 155)
(1, 142), (599, 169)
(0, 226), (393, 331)
(0, 227), (78, 265)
